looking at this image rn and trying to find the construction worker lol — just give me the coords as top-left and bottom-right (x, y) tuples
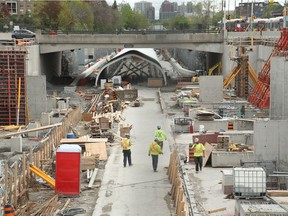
(191, 138), (205, 173)
(148, 137), (163, 172)
(121, 133), (132, 167)
(154, 126), (167, 150)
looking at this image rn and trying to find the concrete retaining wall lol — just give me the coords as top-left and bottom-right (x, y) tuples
(270, 57), (288, 120)
(212, 151), (254, 167)
(254, 120), (288, 171)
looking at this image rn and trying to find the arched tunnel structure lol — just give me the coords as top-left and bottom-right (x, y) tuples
(94, 48), (167, 86)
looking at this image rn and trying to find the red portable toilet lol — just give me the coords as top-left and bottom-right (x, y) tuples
(55, 144), (81, 197)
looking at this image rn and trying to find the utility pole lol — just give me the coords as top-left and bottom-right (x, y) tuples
(250, 0), (254, 31)
(284, 0), (287, 28)
(223, 0), (226, 31)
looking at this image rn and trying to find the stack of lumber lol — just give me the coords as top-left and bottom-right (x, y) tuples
(81, 152), (100, 170)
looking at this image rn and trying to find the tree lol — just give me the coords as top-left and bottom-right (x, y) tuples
(59, 1), (93, 31)
(0, 4), (10, 31)
(112, 0), (118, 10)
(119, 4), (149, 30)
(32, 1), (61, 30)
(170, 15), (191, 30)
(89, 1), (120, 32)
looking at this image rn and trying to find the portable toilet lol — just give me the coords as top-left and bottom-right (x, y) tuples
(55, 144), (81, 197)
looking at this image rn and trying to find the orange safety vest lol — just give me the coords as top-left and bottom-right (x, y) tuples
(122, 138), (131, 150)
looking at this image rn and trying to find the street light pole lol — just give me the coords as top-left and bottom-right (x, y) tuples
(223, 0), (226, 31)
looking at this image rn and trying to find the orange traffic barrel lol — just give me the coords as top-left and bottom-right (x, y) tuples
(189, 146), (195, 162)
(228, 122), (234, 130)
(4, 204), (16, 216)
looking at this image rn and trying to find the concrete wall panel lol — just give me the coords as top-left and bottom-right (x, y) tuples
(270, 57), (288, 120)
(254, 120), (288, 169)
(27, 76), (47, 121)
(27, 45), (41, 76)
(199, 76), (223, 102)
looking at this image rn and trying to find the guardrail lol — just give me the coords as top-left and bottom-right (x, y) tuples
(41, 29), (220, 35)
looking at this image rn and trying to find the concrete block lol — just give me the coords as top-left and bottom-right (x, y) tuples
(26, 122), (41, 137)
(47, 97), (57, 110)
(11, 136), (22, 152)
(211, 151), (254, 167)
(41, 112), (51, 126)
(26, 75), (47, 121)
(64, 86), (76, 92)
(57, 100), (66, 110)
(199, 76), (223, 102)
(50, 116), (63, 124)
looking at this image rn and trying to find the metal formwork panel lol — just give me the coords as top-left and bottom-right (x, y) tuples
(0, 48), (27, 126)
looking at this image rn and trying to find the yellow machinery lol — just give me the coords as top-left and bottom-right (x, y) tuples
(208, 62), (222, 76)
(29, 164), (55, 187)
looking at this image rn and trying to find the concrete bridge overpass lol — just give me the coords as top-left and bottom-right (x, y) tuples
(37, 31), (224, 54)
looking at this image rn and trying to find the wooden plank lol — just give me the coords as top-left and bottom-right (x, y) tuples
(88, 168), (99, 188)
(0, 123), (62, 139)
(267, 190), (288, 196)
(203, 142), (214, 167)
(208, 207), (226, 214)
(85, 143), (107, 160)
(60, 136), (108, 144)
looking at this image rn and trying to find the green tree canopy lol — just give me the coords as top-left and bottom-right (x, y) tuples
(119, 4), (149, 30)
(32, 1), (61, 30)
(89, 1), (120, 32)
(170, 15), (191, 30)
(59, 1), (94, 31)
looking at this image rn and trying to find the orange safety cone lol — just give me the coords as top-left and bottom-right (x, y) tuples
(228, 122), (234, 130)
(4, 204), (16, 216)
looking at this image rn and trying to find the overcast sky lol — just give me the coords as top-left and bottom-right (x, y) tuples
(106, 0), (287, 19)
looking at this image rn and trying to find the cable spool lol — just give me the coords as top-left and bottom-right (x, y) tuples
(4, 204), (16, 216)
(228, 122), (234, 130)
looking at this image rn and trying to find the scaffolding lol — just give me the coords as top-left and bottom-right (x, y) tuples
(0, 47), (27, 126)
(248, 28), (288, 109)
(223, 47), (258, 98)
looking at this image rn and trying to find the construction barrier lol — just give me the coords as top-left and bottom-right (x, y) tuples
(228, 121), (234, 130)
(4, 204), (16, 216)
(167, 150), (189, 216)
(189, 146), (195, 162)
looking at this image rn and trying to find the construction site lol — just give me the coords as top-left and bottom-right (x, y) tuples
(0, 28), (288, 216)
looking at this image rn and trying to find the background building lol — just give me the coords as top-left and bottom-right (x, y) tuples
(159, 0), (178, 20)
(235, 1), (283, 18)
(134, 1), (155, 20)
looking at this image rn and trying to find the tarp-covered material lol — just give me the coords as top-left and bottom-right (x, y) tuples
(95, 48), (167, 85)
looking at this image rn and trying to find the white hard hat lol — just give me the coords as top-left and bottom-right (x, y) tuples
(194, 138), (199, 142)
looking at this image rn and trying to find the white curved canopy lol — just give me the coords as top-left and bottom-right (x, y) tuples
(95, 48), (167, 86)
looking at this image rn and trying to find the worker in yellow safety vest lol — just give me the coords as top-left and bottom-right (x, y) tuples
(154, 126), (167, 150)
(121, 133), (132, 167)
(148, 137), (163, 172)
(191, 138), (205, 173)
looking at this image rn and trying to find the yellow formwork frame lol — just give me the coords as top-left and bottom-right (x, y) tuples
(29, 164), (55, 188)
